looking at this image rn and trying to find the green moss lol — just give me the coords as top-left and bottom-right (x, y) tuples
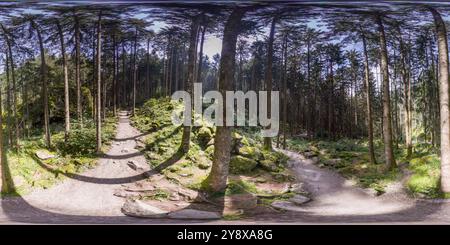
(406, 154), (441, 198)
(196, 126), (213, 146)
(141, 188), (170, 201)
(222, 213), (243, 220)
(229, 156), (258, 174)
(238, 146), (262, 160)
(225, 179), (258, 195)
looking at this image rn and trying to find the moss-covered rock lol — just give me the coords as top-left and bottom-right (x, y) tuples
(271, 170), (296, 182)
(238, 146), (262, 160)
(197, 126), (213, 146)
(230, 156), (258, 174)
(205, 145), (215, 159)
(261, 150), (289, 165)
(259, 159), (279, 172)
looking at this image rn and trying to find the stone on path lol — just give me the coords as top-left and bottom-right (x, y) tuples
(168, 209), (221, 220)
(289, 195), (311, 205)
(127, 161), (138, 170)
(271, 200), (306, 212)
(35, 150), (55, 160)
(289, 183), (306, 194)
(121, 199), (168, 218)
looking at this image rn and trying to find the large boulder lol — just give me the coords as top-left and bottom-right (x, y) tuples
(35, 150), (55, 160)
(262, 150), (289, 165)
(168, 209), (221, 220)
(121, 199), (168, 218)
(229, 156), (258, 174)
(197, 127), (213, 146)
(271, 200), (305, 212)
(204, 145), (215, 159)
(289, 194), (311, 205)
(238, 146), (262, 160)
(258, 159), (279, 172)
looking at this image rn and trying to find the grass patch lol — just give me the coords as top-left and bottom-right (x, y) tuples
(141, 188), (171, 201)
(406, 154), (441, 198)
(225, 179), (258, 195)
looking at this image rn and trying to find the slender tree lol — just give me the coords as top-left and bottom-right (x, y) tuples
(375, 14), (396, 170)
(430, 6), (450, 194)
(30, 18), (51, 148)
(205, 7), (248, 193)
(56, 20), (71, 141)
(263, 16), (277, 151)
(96, 12), (102, 153)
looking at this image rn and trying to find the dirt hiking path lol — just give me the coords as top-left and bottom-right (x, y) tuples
(248, 149), (450, 223)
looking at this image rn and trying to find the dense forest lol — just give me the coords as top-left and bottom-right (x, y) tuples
(1, 1), (450, 223)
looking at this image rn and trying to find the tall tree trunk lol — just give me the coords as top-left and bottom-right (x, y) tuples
(0, 79), (14, 194)
(146, 38), (151, 99)
(2, 25), (18, 147)
(376, 15), (396, 170)
(113, 33), (117, 116)
(197, 25), (206, 84)
(57, 21), (70, 141)
(96, 12), (102, 153)
(430, 7), (450, 194)
(205, 8), (247, 193)
(74, 14), (82, 125)
(179, 17), (200, 154)
(361, 32), (377, 165)
(263, 17), (277, 151)
(132, 28), (138, 115)
(5, 52), (12, 146)
(281, 33), (288, 149)
(399, 36), (412, 158)
(92, 26), (96, 120)
(32, 20), (51, 148)
(122, 42), (126, 107)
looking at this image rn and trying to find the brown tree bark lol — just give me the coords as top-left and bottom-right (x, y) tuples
(57, 21), (71, 141)
(430, 7), (450, 193)
(96, 12), (102, 153)
(132, 28), (138, 115)
(281, 33), (288, 149)
(205, 8), (247, 193)
(263, 17), (277, 151)
(5, 51), (12, 146)
(146, 38), (151, 99)
(376, 15), (396, 170)
(399, 35), (413, 158)
(74, 14), (82, 125)
(179, 16), (200, 154)
(197, 25), (206, 84)
(361, 32), (377, 165)
(31, 20), (51, 148)
(1, 24), (18, 147)
(113, 33), (117, 116)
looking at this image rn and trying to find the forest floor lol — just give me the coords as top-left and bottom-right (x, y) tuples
(1, 111), (450, 224)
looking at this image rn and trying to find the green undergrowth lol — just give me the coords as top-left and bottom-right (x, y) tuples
(1, 117), (117, 196)
(406, 153), (441, 198)
(131, 97), (294, 195)
(288, 137), (444, 198)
